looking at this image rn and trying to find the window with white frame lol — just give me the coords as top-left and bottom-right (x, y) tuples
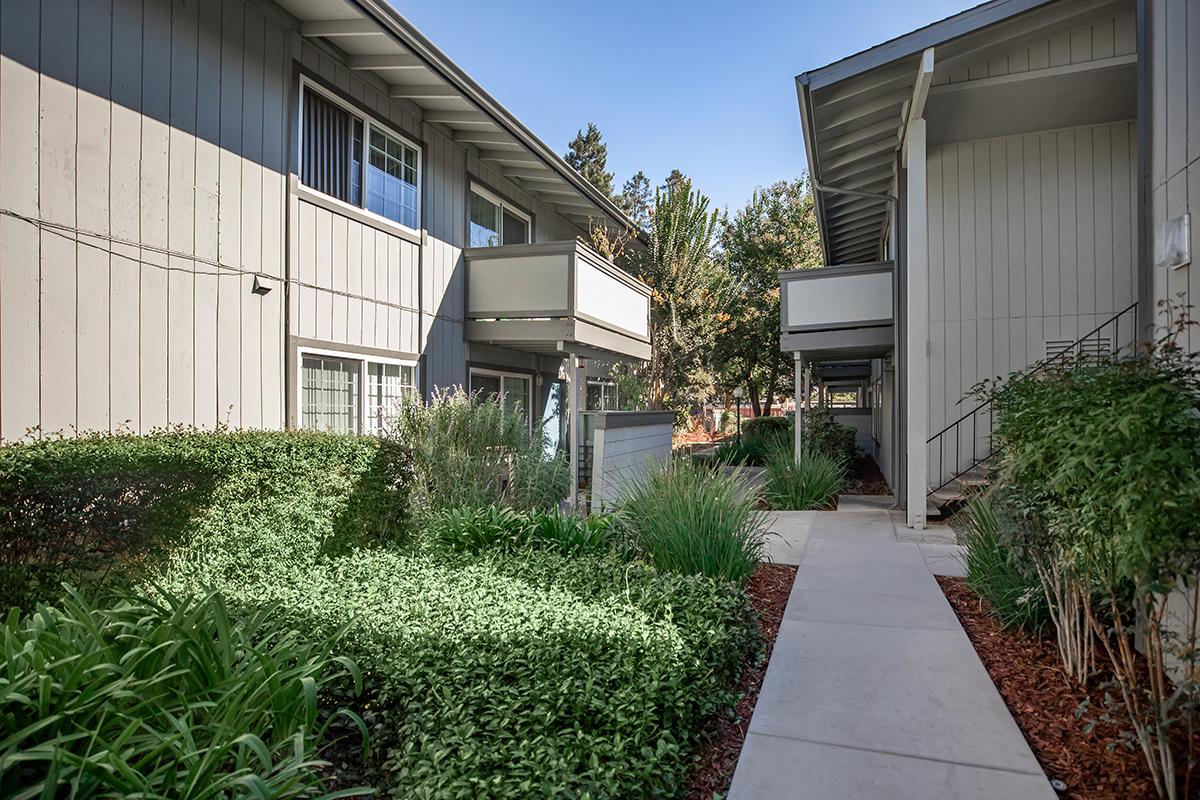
(469, 368), (532, 424)
(585, 378), (618, 411)
(468, 183), (530, 247)
(300, 81), (420, 230)
(300, 349), (417, 435)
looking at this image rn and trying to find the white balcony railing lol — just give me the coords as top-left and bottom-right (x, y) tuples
(464, 240), (651, 362)
(779, 262), (894, 357)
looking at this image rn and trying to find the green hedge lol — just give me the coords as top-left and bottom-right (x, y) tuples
(0, 429), (412, 610)
(158, 547), (757, 799)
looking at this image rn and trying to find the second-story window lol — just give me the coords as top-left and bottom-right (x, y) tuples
(301, 82), (420, 231)
(469, 183), (530, 247)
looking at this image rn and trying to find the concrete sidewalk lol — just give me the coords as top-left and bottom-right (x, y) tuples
(730, 510), (1055, 800)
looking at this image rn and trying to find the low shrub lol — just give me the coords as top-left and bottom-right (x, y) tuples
(431, 505), (530, 553)
(526, 507), (616, 555)
(714, 416), (792, 467)
(430, 505), (616, 557)
(762, 447), (844, 510)
(0, 428), (411, 610)
(618, 458), (768, 586)
(158, 548), (757, 799)
(803, 406), (858, 466)
(980, 311), (1200, 798)
(957, 493), (1048, 633)
(1, 587), (367, 798)
(385, 388), (569, 516)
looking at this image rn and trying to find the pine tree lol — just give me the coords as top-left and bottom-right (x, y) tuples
(564, 123), (614, 197)
(663, 169), (686, 196)
(617, 171), (652, 229)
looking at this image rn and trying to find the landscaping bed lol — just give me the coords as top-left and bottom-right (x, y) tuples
(686, 563), (797, 800)
(842, 455), (888, 495)
(938, 576), (1158, 799)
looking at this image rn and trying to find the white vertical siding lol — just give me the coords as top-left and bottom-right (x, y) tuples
(1148, 0), (1198, 352)
(925, 121), (1138, 480)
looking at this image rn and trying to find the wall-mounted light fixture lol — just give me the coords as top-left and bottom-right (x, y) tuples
(252, 275), (275, 295)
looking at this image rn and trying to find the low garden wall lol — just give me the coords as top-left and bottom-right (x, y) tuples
(589, 411), (674, 512)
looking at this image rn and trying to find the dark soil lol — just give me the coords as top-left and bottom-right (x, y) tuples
(685, 563), (797, 800)
(842, 455), (889, 495)
(938, 576), (1160, 799)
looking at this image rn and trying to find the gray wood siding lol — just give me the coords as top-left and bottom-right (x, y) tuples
(925, 121), (1138, 475)
(0, 0), (289, 440)
(0, 0), (594, 439)
(932, 7), (1137, 86)
(290, 37), (588, 395)
(1147, 0), (1198, 351)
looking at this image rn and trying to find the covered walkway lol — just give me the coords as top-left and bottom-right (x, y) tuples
(729, 508), (1056, 799)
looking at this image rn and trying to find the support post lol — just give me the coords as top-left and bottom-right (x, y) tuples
(794, 352), (804, 464)
(904, 118), (929, 529)
(567, 352), (579, 509)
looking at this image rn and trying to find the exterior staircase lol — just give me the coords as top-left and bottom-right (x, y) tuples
(924, 301), (1138, 519)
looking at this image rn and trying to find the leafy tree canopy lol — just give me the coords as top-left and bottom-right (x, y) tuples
(717, 176), (823, 416)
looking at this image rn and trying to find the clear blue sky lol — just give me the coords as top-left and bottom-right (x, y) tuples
(394, 0), (971, 216)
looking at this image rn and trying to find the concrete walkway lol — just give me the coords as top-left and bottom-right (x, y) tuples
(731, 509), (1055, 800)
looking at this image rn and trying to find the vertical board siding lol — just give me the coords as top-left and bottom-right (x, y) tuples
(3, 0), (597, 438)
(932, 8), (1138, 87)
(1148, 0), (1197, 352)
(926, 121), (1138, 481)
(0, 0), (288, 439)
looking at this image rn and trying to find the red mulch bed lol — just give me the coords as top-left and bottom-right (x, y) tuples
(685, 563), (797, 799)
(938, 576), (1160, 799)
(843, 455), (889, 495)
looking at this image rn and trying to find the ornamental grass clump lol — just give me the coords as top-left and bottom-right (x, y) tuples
(617, 458), (768, 586)
(762, 446), (844, 510)
(0, 588), (367, 798)
(958, 492), (1048, 634)
(384, 388), (568, 516)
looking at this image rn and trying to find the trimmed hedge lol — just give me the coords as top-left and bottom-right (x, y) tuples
(0, 429), (411, 610)
(158, 546), (757, 799)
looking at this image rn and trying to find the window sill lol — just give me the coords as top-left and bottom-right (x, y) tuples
(290, 176), (422, 246)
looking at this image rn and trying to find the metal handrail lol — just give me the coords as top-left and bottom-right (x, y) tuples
(926, 302), (1138, 498)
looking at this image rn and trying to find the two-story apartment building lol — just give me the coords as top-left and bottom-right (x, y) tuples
(0, 0), (650, 461)
(782, 0), (1196, 528)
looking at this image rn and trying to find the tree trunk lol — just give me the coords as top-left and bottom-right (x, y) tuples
(762, 358), (781, 417)
(748, 379), (763, 417)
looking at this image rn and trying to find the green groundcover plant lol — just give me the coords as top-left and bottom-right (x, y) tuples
(1, 588), (367, 799)
(3, 403), (761, 798)
(156, 544), (756, 799)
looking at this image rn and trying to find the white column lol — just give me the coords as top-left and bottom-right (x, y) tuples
(904, 118), (929, 529)
(567, 353), (579, 509)
(794, 352), (804, 463)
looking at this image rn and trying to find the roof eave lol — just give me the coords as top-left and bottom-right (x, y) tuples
(349, 0), (646, 243)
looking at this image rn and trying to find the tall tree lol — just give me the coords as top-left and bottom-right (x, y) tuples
(564, 122), (614, 197)
(662, 169), (686, 196)
(617, 171), (652, 229)
(718, 176), (822, 416)
(627, 177), (730, 415)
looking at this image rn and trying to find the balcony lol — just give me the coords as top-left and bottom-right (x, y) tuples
(464, 240), (651, 362)
(779, 262), (894, 358)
